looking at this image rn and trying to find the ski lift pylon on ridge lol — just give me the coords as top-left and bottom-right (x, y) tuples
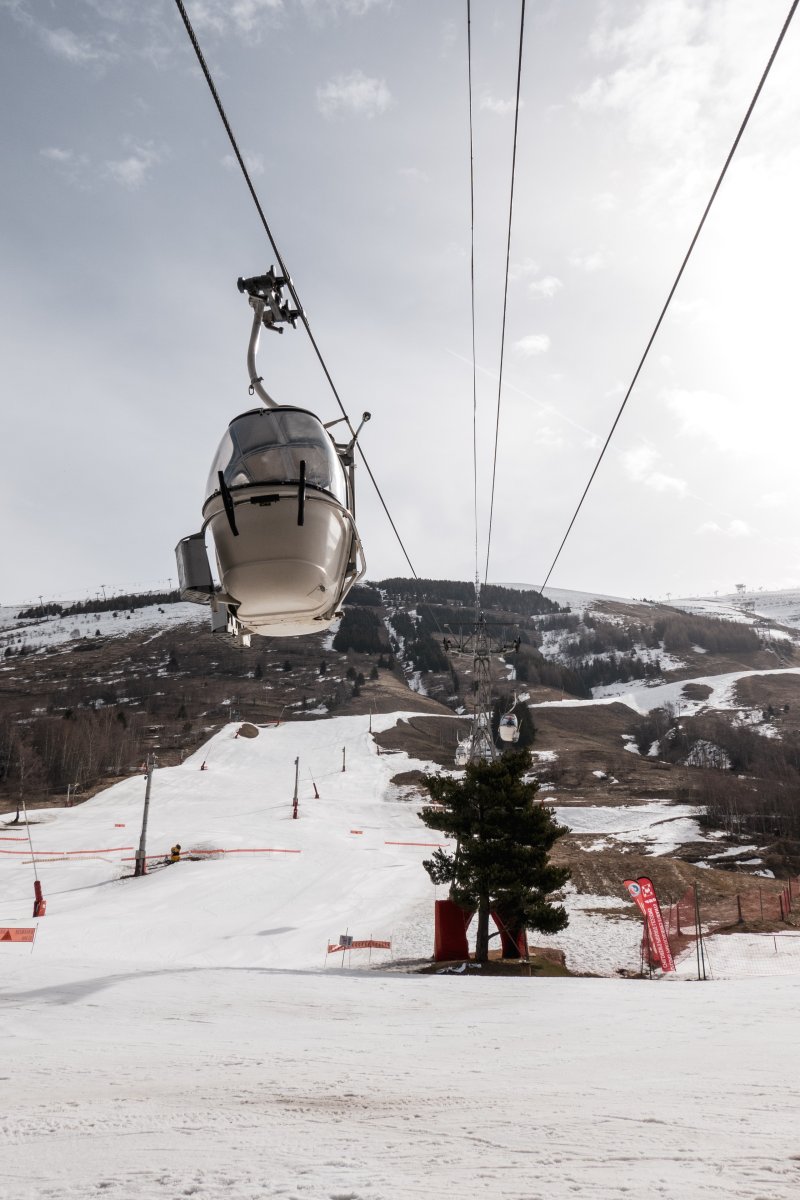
(175, 271), (368, 643)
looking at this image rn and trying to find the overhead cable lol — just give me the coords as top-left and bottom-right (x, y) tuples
(467, 0), (480, 610)
(483, 0), (526, 587)
(538, 0), (799, 596)
(172, 0), (421, 582)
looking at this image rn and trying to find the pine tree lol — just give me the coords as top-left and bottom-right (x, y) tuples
(420, 750), (570, 962)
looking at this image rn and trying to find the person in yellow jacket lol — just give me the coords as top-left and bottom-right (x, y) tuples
(169, 843), (181, 864)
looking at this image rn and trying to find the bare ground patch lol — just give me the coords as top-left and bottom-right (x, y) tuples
(374, 714), (468, 769)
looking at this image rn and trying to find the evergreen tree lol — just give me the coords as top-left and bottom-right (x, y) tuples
(420, 750), (570, 962)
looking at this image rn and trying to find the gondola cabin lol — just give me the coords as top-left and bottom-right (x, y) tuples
(175, 270), (367, 643)
(455, 738), (472, 768)
(177, 407), (364, 640)
(498, 713), (520, 743)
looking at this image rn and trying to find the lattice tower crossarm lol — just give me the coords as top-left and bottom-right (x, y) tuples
(468, 622), (497, 763)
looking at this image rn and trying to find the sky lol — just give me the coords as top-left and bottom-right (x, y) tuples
(2, 0), (800, 607)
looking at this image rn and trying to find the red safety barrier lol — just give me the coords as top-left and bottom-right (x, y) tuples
(432, 902), (529, 961)
(0, 837), (28, 841)
(327, 939), (391, 953)
(434, 899), (471, 961)
(0, 845), (133, 856)
(0, 927), (36, 943)
(194, 847), (301, 856)
(120, 853), (182, 864)
(350, 829), (363, 835)
(384, 841), (450, 848)
(20, 856), (111, 864)
(121, 846), (301, 862)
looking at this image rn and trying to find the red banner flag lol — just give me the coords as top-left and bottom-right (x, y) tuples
(623, 877), (675, 973)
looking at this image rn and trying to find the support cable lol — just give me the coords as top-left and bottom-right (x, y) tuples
(466, 0), (480, 614)
(539, 0), (799, 595)
(172, 0), (420, 581)
(483, 0), (526, 588)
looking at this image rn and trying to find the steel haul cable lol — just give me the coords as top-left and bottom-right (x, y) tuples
(466, 0), (480, 611)
(538, 0), (799, 595)
(172, 0), (420, 582)
(483, 0), (526, 588)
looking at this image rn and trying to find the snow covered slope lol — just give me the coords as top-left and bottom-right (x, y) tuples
(532, 665), (800, 714)
(5, 715), (800, 1200)
(498, 582), (632, 611)
(0, 599), (206, 653)
(674, 588), (800, 631)
(1, 714), (448, 970)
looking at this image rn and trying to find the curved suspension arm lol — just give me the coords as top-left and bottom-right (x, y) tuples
(246, 298), (278, 408)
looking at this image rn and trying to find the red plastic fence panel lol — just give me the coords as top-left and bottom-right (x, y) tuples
(434, 899), (471, 961)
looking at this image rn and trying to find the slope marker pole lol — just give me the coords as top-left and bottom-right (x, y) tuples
(134, 754), (157, 877)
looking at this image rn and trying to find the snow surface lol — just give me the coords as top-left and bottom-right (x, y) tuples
(531, 666), (800, 715)
(4, 715), (800, 1198)
(554, 801), (709, 856)
(498, 582), (629, 613)
(675, 932), (800, 979)
(5, 960), (800, 1199)
(0, 714), (448, 971)
(0, 600), (206, 652)
(674, 587), (800, 633)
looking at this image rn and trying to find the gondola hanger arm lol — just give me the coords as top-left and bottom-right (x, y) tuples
(238, 271), (302, 408)
(245, 298), (278, 408)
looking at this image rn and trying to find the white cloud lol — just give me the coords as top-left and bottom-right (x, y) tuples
(530, 426), (565, 449)
(509, 257), (540, 281)
(222, 151), (264, 177)
(756, 491), (786, 510)
(4, 4), (119, 69)
(528, 275), (563, 299)
(574, 0), (800, 222)
(664, 388), (744, 455)
(42, 26), (118, 65)
(480, 94), (521, 116)
(316, 69), (392, 118)
(576, 2), (715, 154)
(40, 147), (75, 164)
(697, 520), (753, 538)
(188, 0), (283, 36)
(513, 334), (551, 357)
(231, 0), (283, 32)
(568, 250), (606, 272)
(669, 296), (712, 323)
(39, 145), (92, 186)
(105, 143), (161, 189)
(623, 444), (687, 497)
